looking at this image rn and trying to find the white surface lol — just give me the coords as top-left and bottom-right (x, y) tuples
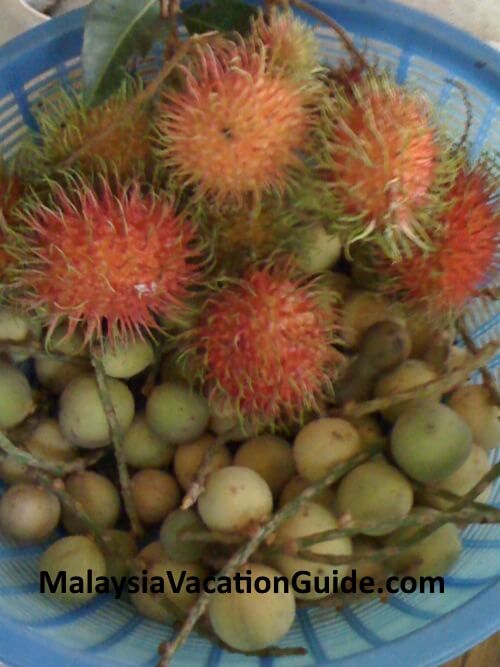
(0, 0), (499, 46)
(399, 0), (500, 43)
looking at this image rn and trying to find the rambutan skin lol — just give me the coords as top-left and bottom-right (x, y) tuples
(22, 81), (151, 179)
(156, 41), (322, 206)
(0, 167), (24, 282)
(386, 165), (499, 314)
(201, 195), (306, 274)
(324, 76), (454, 256)
(11, 177), (203, 342)
(183, 264), (341, 429)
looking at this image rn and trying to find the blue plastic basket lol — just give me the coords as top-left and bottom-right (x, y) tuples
(0, 2), (499, 667)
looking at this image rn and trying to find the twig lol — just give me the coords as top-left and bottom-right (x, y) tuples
(157, 444), (383, 666)
(333, 340), (499, 418)
(456, 317), (500, 406)
(444, 78), (473, 150)
(91, 354), (143, 537)
(474, 286), (500, 301)
(0, 341), (84, 363)
(141, 340), (170, 397)
(58, 33), (216, 171)
(179, 529), (245, 545)
(181, 429), (240, 510)
(269, 503), (499, 554)
(292, 506), (500, 567)
(413, 482), (497, 515)
(288, 0), (368, 69)
(0, 431), (105, 477)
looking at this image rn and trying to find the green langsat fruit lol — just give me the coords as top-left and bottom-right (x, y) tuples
(198, 466), (273, 532)
(0, 483), (61, 544)
(61, 471), (121, 534)
(449, 385), (500, 450)
(25, 418), (79, 465)
(122, 415), (175, 469)
(0, 360), (36, 429)
(293, 418), (362, 483)
(273, 502), (352, 600)
(130, 470), (180, 525)
(146, 381), (210, 444)
(160, 508), (207, 563)
(391, 401), (472, 482)
(336, 461), (414, 536)
(374, 359), (441, 422)
(99, 338), (155, 379)
(101, 530), (138, 580)
(173, 435), (232, 492)
(59, 375), (135, 449)
(385, 508), (462, 578)
(234, 434), (295, 495)
(40, 536), (107, 604)
(209, 563), (296, 651)
(35, 325), (92, 394)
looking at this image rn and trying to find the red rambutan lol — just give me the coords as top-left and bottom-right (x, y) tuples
(22, 81), (151, 179)
(0, 164), (24, 282)
(156, 41), (321, 206)
(386, 164), (499, 314)
(183, 263), (341, 429)
(249, 9), (320, 81)
(12, 177), (202, 341)
(325, 76), (455, 257)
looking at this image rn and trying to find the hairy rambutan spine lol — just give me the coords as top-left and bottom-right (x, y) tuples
(180, 262), (342, 430)
(0, 161), (24, 288)
(9, 175), (204, 343)
(323, 74), (460, 259)
(156, 39), (326, 207)
(19, 79), (152, 180)
(384, 161), (499, 315)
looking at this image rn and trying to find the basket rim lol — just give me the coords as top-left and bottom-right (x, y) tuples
(0, 581), (498, 667)
(0, 2), (498, 667)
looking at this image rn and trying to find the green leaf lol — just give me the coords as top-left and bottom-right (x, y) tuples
(82, 0), (167, 107)
(183, 0), (257, 36)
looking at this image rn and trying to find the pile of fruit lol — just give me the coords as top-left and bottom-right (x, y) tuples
(0, 3), (498, 666)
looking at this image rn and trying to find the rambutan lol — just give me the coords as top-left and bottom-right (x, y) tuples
(23, 80), (151, 179)
(202, 196), (304, 273)
(324, 75), (457, 257)
(156, 40), (322, 206)
(0, 163), (24, 283)
(182, 263), (341, 429)
(11, 176), (202, 342)
(385, 164), (499, 315)
(249, 9), (320, 81)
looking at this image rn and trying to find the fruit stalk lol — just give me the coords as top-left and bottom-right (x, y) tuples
(456, 317), (500, 405)
(178, 529), (245, 545)
(157, 444), (383, 666)
(0, 430), (105, 477)
(141, 340), (171, 397)
(0, 341), (85, 364)
(288, 0), (368, 69)
(91, 354), (143, 537)
(334, 340), (498, 418)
